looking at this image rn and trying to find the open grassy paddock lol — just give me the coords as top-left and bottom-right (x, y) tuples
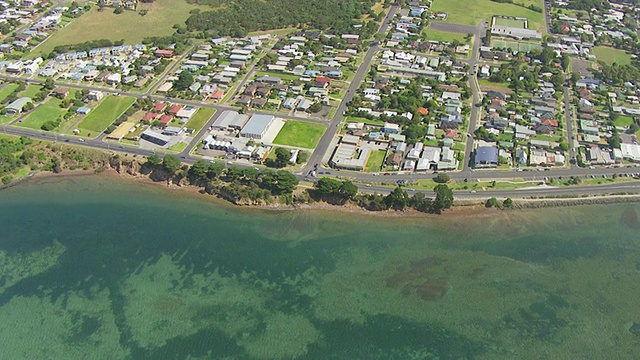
(423, 29), (470, 44)
(365, 150), (386, 172)
(431, 0), (546, 32)
(492, 39), (542, 52)
(75, 96), (135, 135)
(33, 0), (208, 56)
(273, 120), (326, 149)
(185, 108), (215, 132)
(18, 97), (66, 130)
(591, 46), (633, 66)
(0, 83), (19, 103)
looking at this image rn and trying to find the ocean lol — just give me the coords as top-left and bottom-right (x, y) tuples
(0, 174), (639, 359)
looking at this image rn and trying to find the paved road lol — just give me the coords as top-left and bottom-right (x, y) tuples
(563, 85), (577, 166)
(302, 3), (399, 173)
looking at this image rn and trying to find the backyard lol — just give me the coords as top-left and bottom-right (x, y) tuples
(272, 120), (326, 149)
(74, 96), (135, 135)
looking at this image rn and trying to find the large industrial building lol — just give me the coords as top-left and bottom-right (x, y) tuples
(240, 114), (275, 140)
(141, 129), (170, 146)
(212, 110), (249, 131)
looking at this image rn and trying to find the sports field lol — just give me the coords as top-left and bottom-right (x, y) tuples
(33, 0), (208, 56)
(492, 39), (542, 52)
(432, 0), (546, 33)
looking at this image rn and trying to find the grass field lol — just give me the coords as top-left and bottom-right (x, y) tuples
(432, 0), (546, 33)
(614, 115), (634, 128)
(0, 83), (19, 103)
(33, 0), (208, 57)
(273, 120), (326, 149)
(18, 97), (66, 130)
(591, 46), (633, 66)
(185, 108), (215, 132)
(17, 85), (42, 99)
(75, 96), (135, 135)
(492, 39), (542, 52)
(494, 17), (526, 28)
(423, 29), (469, 43)
(365, 150), (386, 172)
(168, 142), (188, 152)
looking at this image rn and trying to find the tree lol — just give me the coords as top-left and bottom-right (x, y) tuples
(274, 147), (290, 168)
(503, 198), (513, 207)
(384, 186), (409, 210)
(432, 184), (453, 213)
(146, 154), (162, 166)
(189, 160), (208, 182)
(207, 162), (225, 179)
(43, 78), (55, 90)
(308, 102), (322, 113)
(173, 70), (194, 91)
(434, 173), (450, 183)
(338, 180), (358, 200)
(162, 154), (181, 173)
(485, 197), (500, 208)
(315, 177), (342, 195)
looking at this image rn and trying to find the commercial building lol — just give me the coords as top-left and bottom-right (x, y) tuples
(474, 146), (499, 168)
(213, 110), (249, 131)
(331, 142), (371, 171)
(141, 129), (170, 146)
(5, 97), (32, 114)
(240, 114), (275, 140)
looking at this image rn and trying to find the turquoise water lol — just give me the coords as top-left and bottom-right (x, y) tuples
(1, 174), (640, 359)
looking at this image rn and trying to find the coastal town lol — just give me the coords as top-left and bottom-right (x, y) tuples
(0, 0), (639, 204)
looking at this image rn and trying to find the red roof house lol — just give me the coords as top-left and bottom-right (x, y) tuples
(417, 107), (429, 115)
(153, 102), (167, 112)
(541, 119), (559, 127)
(210, 89), (224, 100)
(168, 104), (182, 115)
(315, 76), (331, 88)
(158, 114), (173, 125)
(154, 49), (174, 58)
(142, 112), (157, 122)
(445, 129), (457, 138)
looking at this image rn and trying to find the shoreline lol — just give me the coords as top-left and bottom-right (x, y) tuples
(18, 166), (640, 218)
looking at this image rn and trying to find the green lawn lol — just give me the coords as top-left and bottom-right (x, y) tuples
(614, 115), (634, 128)
(365, 150), (386, 172)
(17, 85), (42, 100)
(75, 96), (135, 135)
(32, 0), (208, 57)
(18, 97), (66, 130)
(345, 116), (385, 126)
(168, 142), (188, 152)
(185, 108), (215, 132)
(591, 46), (632, 66)
(432, 0), (546, 33)
(255, 71), (300, 82)
(0, 83), (19, 103)
(273, 120), (326, 149)
(494, 17), (526, 28)
(423, 29), (469, 43)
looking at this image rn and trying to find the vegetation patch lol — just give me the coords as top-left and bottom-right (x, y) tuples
(18, 98), (66, 130)
(273, 120), (326, 149)
(365, 150), (386, 172)
(76, 96), (135, 135)
(185, 108), (215, 132)
(591, 46), (632, 66)
(34, 0), (207, 56)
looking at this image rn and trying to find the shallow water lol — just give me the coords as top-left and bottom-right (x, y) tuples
(0, 175), (639, 359)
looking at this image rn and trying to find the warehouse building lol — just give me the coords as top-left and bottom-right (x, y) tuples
(141, 129), (170, 146)
(240, 114), (275, 140)
(212, 110), (249, 131)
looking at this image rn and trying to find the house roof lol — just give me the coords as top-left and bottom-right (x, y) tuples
(158, 114), (173, 124)
(475, 146), (499, 163)
(142, 112), (157, 121)
(153, 102), (167, 112)
(168, 104), (182, 114)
